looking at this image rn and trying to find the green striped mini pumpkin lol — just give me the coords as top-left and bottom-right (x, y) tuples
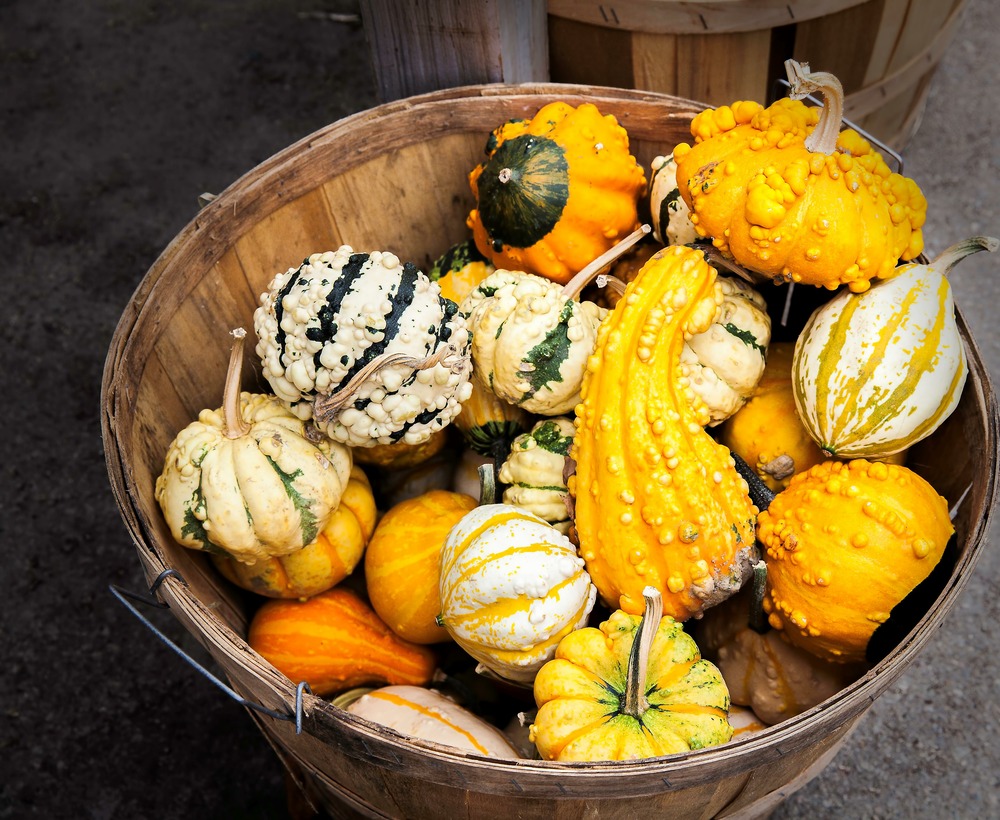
(254, 246), (473, 448)
(792, 237), (997, 458)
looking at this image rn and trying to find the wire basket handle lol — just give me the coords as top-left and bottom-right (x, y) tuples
(109, 569), (311, 734)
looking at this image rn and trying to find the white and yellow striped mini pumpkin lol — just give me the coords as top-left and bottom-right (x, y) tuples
(792, 236), (996, 458)
(438, 504), (597, 684)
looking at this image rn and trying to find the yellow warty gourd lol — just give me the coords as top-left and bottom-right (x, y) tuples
(572, 245), (758, 619)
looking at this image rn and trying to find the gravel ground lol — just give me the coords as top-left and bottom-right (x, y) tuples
(3, 1), (998, 818)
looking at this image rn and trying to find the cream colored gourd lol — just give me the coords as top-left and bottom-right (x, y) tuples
(438, 491), (597, 684)
(793, 237), (997, 457)
(464, 269), (606, 415)
(462, 227), (649, 416)
(155, 329), (353, 564)
(346, 685), (522, 758)
(683, 274), (771, 425)
(497, 417), (575, 534)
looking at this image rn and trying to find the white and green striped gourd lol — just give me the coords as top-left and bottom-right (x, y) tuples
(792, 236), (997, 457)
(498, 417), (575, 533)
(462, 269), (606, 416)
(254, 246), (473, 448)
(649, 153), (698, 247)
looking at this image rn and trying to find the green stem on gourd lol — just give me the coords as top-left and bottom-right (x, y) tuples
(622, 585), (662, 718)
(785, 59), (843, 156)
(477, 462), (498, 505)
(561, 224), (651, 300)
(223, 327), (251, 439)
(748, 560), (769, 635)
(930, 236), (999, 274)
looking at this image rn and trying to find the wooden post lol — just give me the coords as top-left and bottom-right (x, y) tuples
(359, 0), (548, 102)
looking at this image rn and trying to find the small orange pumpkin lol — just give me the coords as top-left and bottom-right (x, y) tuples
(212, 466), (378, 599)
(248, 586), (437, 696)
(365, 490), (479, 644)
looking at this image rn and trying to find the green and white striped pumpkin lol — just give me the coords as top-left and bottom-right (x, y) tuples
(438, 503), (597, 684)
(254, 247), (473, 448)
(497, 416), (575, 533)
(649, 153), (698, 247)
(792, 237), (997, 457)
(462, 269), (606, 416)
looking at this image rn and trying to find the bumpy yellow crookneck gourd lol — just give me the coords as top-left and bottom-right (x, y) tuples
(467, 101), (647, 285)
(155, 329), (353, 564)
(673, 60), (927, 293)
(759, 459), (953, 664)
(530, 587), (733, 761)
(572, 244), (758, 619)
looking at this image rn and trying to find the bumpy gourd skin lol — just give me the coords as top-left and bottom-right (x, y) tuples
(673, 98), (927, 293)
(530, 608), (732, 761)
(464, 269), (606, 415)
(572, 245), (758, 619)
(759, 459), (953, 664)
(467, 101), (647, 285)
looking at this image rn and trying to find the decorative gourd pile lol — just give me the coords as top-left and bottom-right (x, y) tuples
(153, 74), (994, 763)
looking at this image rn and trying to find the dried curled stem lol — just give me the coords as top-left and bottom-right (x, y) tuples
(312, 344), (463, 424)
(561, 224), (651, 300)
(761, 454), (795, 481)
(785, 59), (844, 156)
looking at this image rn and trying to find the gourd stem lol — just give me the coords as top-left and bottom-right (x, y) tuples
(701, 246), (757, 285)
(313, 344), (462, 423)
(223, 328), (251, 439)
(730, 451), (776, 512)
(785, 59), (843, 156)
(561, 224), (651, 300)
(932, 236), (999, 275)
(477, 462), (498, 505)
(622, 586), (662, 718)
(748, 560), (770, 635)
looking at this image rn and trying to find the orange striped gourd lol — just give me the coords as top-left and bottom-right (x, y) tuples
(247, 586), (437, 696)
(365, 490), (478, 644)
(346, 685), (521, 758)
(438, 504), (597, 684)
(792, 237), (997, 458)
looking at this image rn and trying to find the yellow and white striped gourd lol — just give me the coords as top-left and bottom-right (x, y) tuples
(346, 685), (522, 758)
(792, 237), (997, 457)
(438, 504), (597, 684)
(497, 417), (575, 534)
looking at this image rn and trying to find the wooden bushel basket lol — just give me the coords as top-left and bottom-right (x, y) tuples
(547, 0), (968, 150)
(102, 84), (998, 819)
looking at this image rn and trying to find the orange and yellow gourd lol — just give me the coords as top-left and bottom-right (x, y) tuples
(672, 61), (926, 293)
(467, 101), (646, 285)
(572, 244), (758, 619)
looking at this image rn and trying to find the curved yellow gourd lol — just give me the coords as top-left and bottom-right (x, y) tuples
(572, 245), (758, 619)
